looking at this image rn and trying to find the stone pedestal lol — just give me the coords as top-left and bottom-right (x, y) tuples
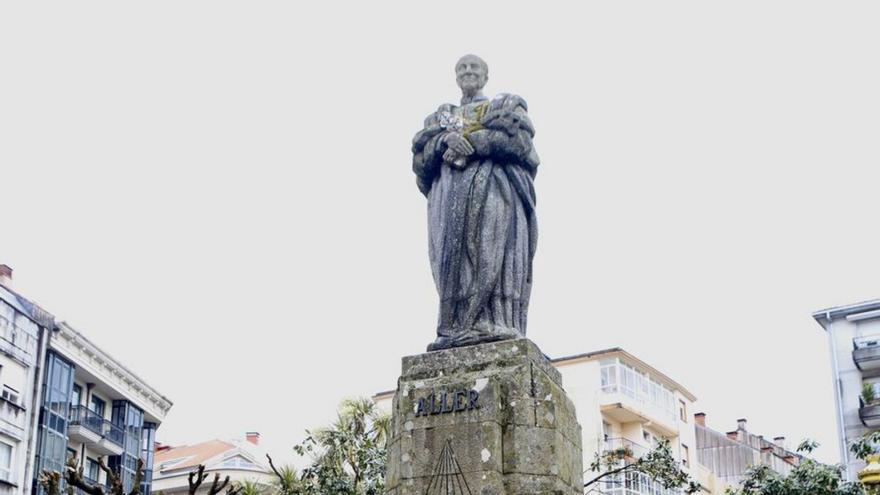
(385, 339), (583, 495)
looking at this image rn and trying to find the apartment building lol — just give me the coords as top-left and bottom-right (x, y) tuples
(694, 415), (801, 488)
(813, 299), (880, 480)
(0, 266), (54, 495)
(152, 434), (274, 494)
(553, 348), (718, 495)
(33, 321), (173, 495)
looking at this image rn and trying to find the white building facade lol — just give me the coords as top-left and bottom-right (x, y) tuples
(813, 299), (880, 481)
(0, 267), (54, 495)
(553, 348), (719, 495)
(33, 322), (173, 495)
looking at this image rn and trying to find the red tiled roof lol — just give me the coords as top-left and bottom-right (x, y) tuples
(154, 440), (235, 473)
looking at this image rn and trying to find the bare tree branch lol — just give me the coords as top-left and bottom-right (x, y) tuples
(64, 455), (106, 495)
(584, 462), (636, 489)
(207, 473), (231, 495)
(188, 465), (209, 495)
(265, 454), (283, 482)
(39, 470), (63, 495)
(127, 458), (145, 495)
(98, 456), (125, 495)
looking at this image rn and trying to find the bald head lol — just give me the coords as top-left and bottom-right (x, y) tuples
(455, 54), (488, 96)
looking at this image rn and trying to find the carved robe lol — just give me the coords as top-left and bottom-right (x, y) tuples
(412, 94), (539, 351)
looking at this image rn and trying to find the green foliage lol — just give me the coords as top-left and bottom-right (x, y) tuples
(234, 480), (265, 495)
(266, 460), (303, 495)
(586, 439), (700, 494)
(289, 398), (390, 495)
(850, 431), (880, 463)
(863, 383), (876, 405)
(725, 440), (863, 495)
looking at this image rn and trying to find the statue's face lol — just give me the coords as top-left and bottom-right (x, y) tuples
(456, 55), (488, 92)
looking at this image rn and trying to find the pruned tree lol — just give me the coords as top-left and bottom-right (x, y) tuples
(40, 456), (242, 495)
(584, 438), (701, 494)
(186, 464), (242, 495)
(39, 454), (143, 495)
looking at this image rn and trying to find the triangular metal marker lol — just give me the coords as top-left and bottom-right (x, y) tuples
(424, 439), (472, 495)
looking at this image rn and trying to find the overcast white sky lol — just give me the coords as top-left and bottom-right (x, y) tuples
(2, 1), (879, 467)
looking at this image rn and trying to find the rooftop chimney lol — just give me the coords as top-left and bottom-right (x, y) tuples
(246, 432), (260, 446)
(694, 412), (706, 427)
(726, 431), (740, 441)
(0, 265), (12, 288)
(774, 436), (786, 449)
(736, 418), (747, 430)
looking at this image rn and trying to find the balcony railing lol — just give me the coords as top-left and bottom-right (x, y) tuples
(69, 405), (124, 446)
(594, 470), (681, 495)
(601, 438), (651, 463)
(854, 335), (880, 371)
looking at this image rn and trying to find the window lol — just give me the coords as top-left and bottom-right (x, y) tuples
(679, 399), (687, 422)
(602, 421), (612, 443)
(72, 384), (82, 407)
(86, 457), (100, 482)
(218, 455), (258, 469)
(682, 444), (690, 468)
(90, 395), (106, 418)
(0, 442), (12, 481)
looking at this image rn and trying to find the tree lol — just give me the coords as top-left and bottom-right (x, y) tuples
(267, 397), (390, 495)
(725, 440), (863, 495)
(38, 455), (242, 495)
(265, 455), (304, 495)
(39, 454), (146, 495)
(584, 438), (701, 494)
(850, 431), (880, 463)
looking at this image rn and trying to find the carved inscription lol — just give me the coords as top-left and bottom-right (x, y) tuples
(415, 389), (479, 417)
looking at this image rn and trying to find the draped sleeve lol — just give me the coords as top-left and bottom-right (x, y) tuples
(466, 94), (540, 175)
(412, 104), (455, 196)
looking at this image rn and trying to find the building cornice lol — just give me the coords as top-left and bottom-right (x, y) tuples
(53, 321), (173, 420)
(812, 299), (880, 325)
(553, 347), (698, 402)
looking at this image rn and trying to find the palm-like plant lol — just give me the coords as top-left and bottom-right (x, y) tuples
(291, 397), (390, 495)
(233, 480), (264, 495)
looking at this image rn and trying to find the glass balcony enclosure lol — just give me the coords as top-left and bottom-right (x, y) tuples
(599, 470), (681, 495)
(599, 358), (678, 425)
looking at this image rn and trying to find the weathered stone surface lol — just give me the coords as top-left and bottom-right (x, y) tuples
(386, 339), (583, 494)
(413, 55), (541, 352)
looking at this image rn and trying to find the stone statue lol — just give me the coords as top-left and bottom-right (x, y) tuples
(412, 55), (540, 351)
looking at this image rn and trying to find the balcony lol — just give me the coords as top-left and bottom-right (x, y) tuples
(0, 396), (25, 441)
(0, 315), (35, 364)
(596, 470), (681, 495)
(599, 361), (679, 437)
(854, 335), (880, 372)
(601, 438), (651, 463)
(860, 396), (880, 428)
(68, 406), (124, 456)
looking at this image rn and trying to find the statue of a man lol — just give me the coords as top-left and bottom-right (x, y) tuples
(412, 55), (540, 351)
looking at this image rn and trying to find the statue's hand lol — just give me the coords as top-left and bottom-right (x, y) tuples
(443, 149), (467, 169)
(444, 132), (474, 156)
